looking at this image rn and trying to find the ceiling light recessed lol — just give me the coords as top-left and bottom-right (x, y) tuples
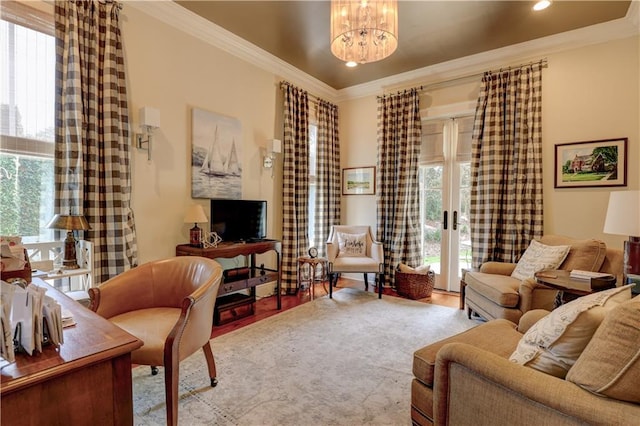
(345, 61), (358, 68)
(533, 0), (551, 11)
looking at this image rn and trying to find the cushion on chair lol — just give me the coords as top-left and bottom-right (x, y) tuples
(566, 295), (640, 403)
(539, 236), (607, 272)
(511, 240), (571, 281)
(330, 256), (380, 272)
(509, 285), (633, 378)
(464, 272), (521, 307)
(337, 232), (367, 257)
(110, 307), (181, 366)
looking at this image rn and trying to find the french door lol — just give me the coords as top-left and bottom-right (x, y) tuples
(418, 115), (473, 292)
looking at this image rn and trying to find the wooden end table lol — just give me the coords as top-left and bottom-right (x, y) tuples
(534, 270), (616, 305)
(459, 267), (478, 310)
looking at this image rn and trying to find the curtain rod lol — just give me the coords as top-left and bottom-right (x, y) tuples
(382, 58), (548, 97)
(279, 81), (328, 106)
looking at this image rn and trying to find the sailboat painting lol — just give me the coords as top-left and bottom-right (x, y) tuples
(191, 108), (242, 199)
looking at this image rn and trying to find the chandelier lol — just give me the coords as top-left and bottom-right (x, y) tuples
(330, 0), (398, 66)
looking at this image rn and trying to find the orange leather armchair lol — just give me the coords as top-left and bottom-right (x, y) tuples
(89, 256), (223, 426)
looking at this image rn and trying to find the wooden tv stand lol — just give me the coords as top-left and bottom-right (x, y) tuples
(176, 240), (281, 325)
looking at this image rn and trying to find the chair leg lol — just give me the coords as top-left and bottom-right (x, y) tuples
(363, 273), (369, 291)
(378, 273), (384, 299)
(329, 273), (334, 298)
(164, 357), (179, 426)
(202, 341), (218, 387)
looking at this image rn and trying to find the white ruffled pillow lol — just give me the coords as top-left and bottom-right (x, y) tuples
(509, 285), (633, 378)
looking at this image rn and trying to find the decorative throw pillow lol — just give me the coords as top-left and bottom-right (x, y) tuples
(566, 295), (640, 403)
(337, 232), (367, 257)
(509, 285), (633, 378)
(511, 240), (571, 281)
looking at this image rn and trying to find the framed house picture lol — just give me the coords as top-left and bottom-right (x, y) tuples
(342, 166), (376, 195)
(554, 138), (627, 188)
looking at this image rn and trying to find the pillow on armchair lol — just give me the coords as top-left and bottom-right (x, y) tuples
(511, 239), (570, 281)
(337, 232), (367, 257)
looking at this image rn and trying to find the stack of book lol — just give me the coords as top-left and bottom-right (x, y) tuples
(570, 270), (617, 290)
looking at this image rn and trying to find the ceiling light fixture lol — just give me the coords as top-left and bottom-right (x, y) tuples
(345, 61), (358, 67)
(330, 0), (398, 65)
(533, 0), (551, 11)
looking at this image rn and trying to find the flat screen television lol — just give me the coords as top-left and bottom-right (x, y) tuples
(210, 199), (267, 242)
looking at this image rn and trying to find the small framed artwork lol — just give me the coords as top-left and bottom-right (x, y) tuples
(342, 166), (376, 195)
(554, 138), (627, 188)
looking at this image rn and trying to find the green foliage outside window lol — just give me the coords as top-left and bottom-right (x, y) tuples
(0, 154), (53, 237)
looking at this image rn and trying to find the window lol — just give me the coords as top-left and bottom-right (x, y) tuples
(0, 4), (55, 242)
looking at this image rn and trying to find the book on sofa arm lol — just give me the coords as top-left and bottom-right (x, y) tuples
(569, 270), (614, 280)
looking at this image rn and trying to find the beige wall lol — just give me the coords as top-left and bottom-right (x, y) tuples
(339, 35), (639, 253)
(123, 7), (282, 272)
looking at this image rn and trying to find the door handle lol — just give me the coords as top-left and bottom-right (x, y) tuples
(443, 210), (448, 230)
(453, 211), (458, 231)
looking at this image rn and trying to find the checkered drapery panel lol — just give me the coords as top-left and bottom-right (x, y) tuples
(470, 63), (544, 267)
(376, 89), (422, 286)
(314, 99), (341, 257)
(55, 0), (137, 284)
(281, 82), (310, 290)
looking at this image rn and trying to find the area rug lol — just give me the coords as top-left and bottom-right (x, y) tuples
(132, 288), (479, 425)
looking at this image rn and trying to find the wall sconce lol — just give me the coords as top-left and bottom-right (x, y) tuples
(136, 106), (160, 161)
(263, 139), (281, 176)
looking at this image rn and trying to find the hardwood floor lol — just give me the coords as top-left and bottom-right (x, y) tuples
(211, 278), (460, 338)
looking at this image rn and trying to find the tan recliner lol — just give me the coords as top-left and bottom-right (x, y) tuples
(89, 256), (223, 426)
(326, 225), (384, 299)
(464, 235), (624, 323)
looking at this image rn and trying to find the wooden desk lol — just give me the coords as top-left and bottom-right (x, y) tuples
(1, 278), (142, 426)
(176, 240), (282, 324)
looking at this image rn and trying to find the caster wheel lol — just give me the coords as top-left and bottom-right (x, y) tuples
(151, 366), (159, 376)
(211, 377), (218, 387)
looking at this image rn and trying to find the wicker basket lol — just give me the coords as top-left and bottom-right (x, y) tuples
(395, 269), (435, 300)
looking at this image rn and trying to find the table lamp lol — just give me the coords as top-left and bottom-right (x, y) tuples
(184, 204), (208, 247)
(46, 214), (91, 269)
(603, 190), (640, 281)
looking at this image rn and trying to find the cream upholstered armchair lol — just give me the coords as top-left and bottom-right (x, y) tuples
(326, 225), (384, 299)
(89, 256), (223, 426)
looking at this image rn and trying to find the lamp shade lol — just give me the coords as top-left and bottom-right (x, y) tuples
(46, 214), (91, 231)
(603, 191), (640, 237)
(184, 204), (208, 224)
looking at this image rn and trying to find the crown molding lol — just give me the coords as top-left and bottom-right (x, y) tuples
(125, 1), (341, 103)
(338, 1), (640, 101)
(127, 0), (639, 103)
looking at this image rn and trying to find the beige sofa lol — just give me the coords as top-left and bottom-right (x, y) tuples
(411, 295), (640, 425)
(464, 235), (624, 322)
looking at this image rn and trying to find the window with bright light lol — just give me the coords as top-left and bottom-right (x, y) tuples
(0, 7), (55, 242)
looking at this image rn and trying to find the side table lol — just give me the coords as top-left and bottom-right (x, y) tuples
(534, 269), (617, 306)
(297, 256), (327, 300)
(459, 267), (478, 310)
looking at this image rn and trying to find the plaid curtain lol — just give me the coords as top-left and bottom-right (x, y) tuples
(55, 0), (137, 284)
(313, 100), (341, 257)
(470, 63), (544, 266)
(376, 89), (422, 286)
(281, 82), (309, 291)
